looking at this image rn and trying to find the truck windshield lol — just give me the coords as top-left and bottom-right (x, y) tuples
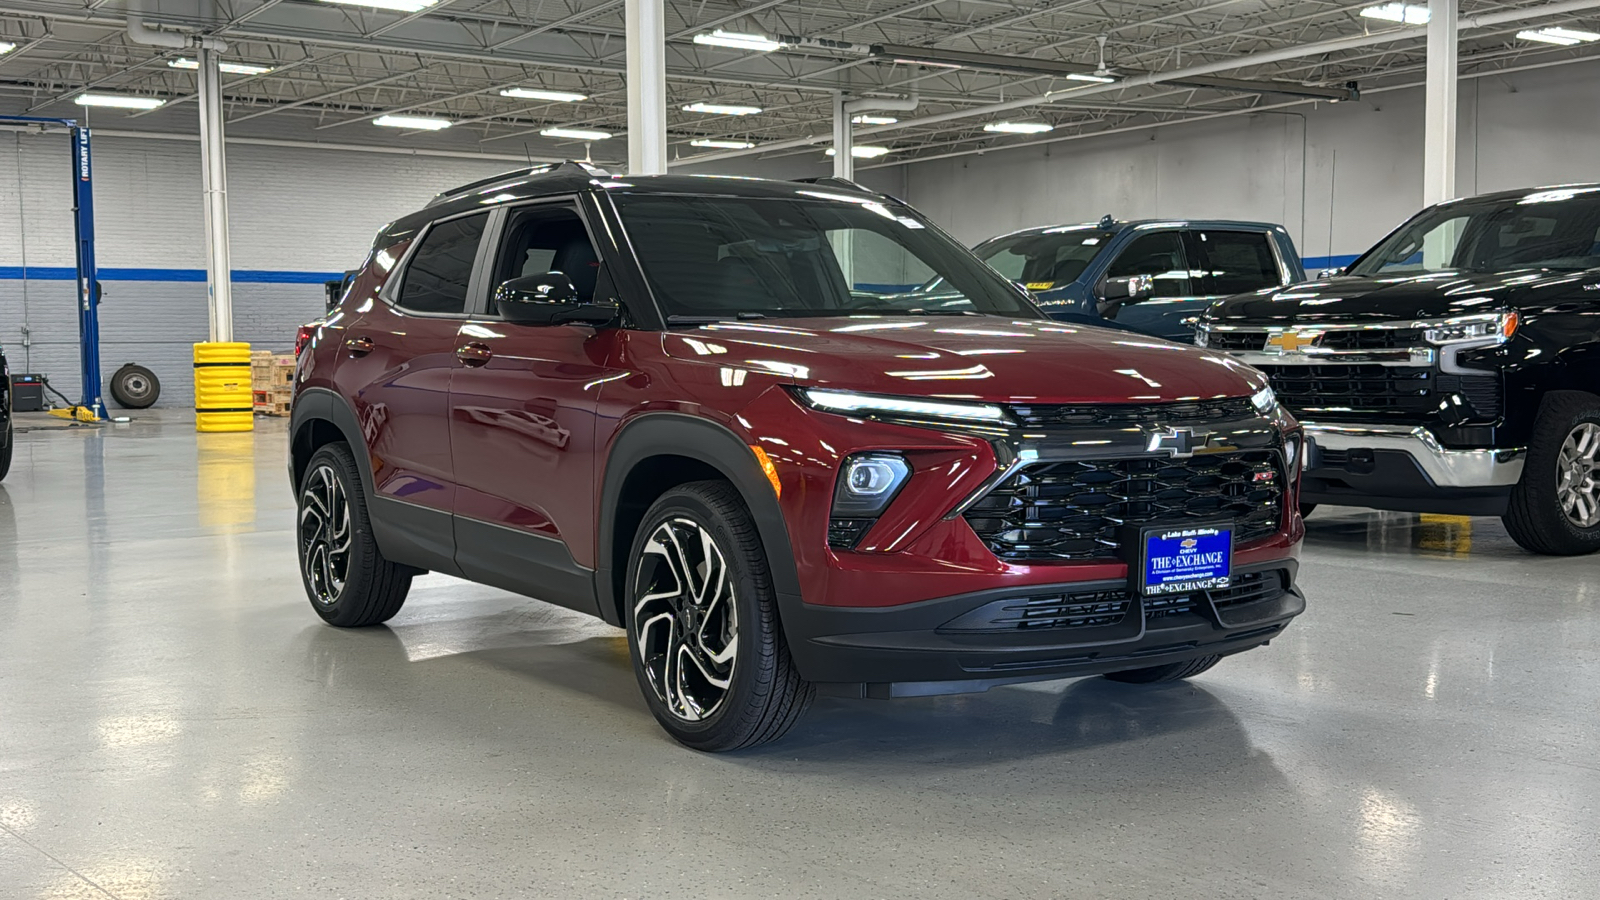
(612, 193), (1040, 320)
(1349, 187), (1600, 277)
(971, 227), (1111, 291)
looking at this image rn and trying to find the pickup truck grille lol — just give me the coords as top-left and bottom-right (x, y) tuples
(1257, 365), (1500, 421)
(963, 450), (1284, 561)
(1009, 398), (1255, 428)
(1206, 328), (1425, 352)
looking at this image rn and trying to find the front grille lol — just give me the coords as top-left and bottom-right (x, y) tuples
(1206, 331), (1265, 352)
(1010, 398), (1255, 428)
(939, 570), (1288, 633)
(1318, 328), (1425, 350)
(1257, 364), (1436, 419)
(963, 450), (1284, 561)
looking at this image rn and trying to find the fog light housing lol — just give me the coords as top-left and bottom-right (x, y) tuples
(829, 453), (911, 549)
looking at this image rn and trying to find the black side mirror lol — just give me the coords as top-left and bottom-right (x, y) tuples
(496, 272), (617, 326)
(1098, 274), (1155, 316)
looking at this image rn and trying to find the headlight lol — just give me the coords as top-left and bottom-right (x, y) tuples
(1250, 385), (1277, 415)
(796, 388), (1010, 425)
(1421, 311), (1518, 346)
(833, 453), (911, 517)
(1284, 436), (1302, 472)
(1194, 322), (1211, 348)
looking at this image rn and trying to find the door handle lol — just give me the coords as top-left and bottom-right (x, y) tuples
(345, 335), (374, 356)
(456, 342), (493, 367)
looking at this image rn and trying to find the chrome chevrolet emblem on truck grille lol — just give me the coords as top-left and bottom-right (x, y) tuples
(1264, 329), (1322, 354)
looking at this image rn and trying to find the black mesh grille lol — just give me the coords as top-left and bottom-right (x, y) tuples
(963, 451), (1285, 561)
(1206, 331), (1265, 352)
(828, 518), (874, 549)
(939, 570), (1288, 633)
(1257, 364), (1436, 419)
(1438, 374), (1502, 418)
(1318, 328), (1425, 350)
(1009, 398), (1255, 428)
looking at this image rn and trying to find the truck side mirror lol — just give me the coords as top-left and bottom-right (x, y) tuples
(1100, 274), (1154, 303)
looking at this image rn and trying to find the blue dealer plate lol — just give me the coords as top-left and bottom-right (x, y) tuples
(1140, 525), (1233, 596)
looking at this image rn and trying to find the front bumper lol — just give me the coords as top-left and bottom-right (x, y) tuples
(1302, 422), (1525, 515)
(784, 559), (1303, 696)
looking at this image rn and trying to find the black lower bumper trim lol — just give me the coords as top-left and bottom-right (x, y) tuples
(1303, 448), (1511, 516)
(784, 559), (1303, 691)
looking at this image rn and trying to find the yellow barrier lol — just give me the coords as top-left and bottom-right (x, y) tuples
(194, 342), (255, 433)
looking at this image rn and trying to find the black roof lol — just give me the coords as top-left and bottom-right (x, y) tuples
(389, 161), (893, 234)
(1437, 183), (1600, 206)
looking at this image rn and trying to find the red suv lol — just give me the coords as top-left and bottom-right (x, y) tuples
(290, 163), (1307, 750)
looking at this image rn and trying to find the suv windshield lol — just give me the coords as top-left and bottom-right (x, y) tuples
(1350, 187), (1600, 277)
(972, 227), (1111, 290)
(612, 193), (1040, 320)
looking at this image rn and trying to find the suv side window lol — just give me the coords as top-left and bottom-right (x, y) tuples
(1104, 231), (1191, 297)
(396, 213), (488, 314)
(490, 205), (600, 315)
(1200, 231), (1281, 294)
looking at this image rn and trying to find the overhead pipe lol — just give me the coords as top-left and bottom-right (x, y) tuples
(672, 0), (1600, 167)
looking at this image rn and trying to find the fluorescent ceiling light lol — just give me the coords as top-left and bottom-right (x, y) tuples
(984, 121), (1054, 134)
(74, 93), (165, 110)
(169, 58), (275, 75)
(682, 102), (763, 115)
(1065, 72), (1117, 83)
(374, 114), (451, 130)
(691, 138), (756, 149)
(318, 0), (438, 11)
(826, 146), (891, 158)
(1359, 3), (1429, 24)
(1517, 26), (1600, 45)
(500, 87), (587, 102)
(852, 114), (897, 125)
(693, 30), (782, 52)
(0, 42), (16, 55)
(541, 126), (612, 140)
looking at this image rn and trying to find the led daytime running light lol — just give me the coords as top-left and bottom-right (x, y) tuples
(801, 388), (1007, 422)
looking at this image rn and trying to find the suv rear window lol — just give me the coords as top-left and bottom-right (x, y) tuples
(395, 213), (488, 314)
(613, 194), (1036, 319)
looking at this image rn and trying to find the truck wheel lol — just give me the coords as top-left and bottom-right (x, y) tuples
(1103, 655), (1221, 684)
(1504, 392), (1600, 556)
(297, 442), (413, 626)
(109, 363), (160, 409)
(625, 481), (812, 751)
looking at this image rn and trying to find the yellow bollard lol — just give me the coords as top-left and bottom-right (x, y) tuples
(194, 342), (255, 433)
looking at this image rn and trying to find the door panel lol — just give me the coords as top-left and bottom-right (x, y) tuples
(1099, 230), (1207, 341)
(449, 203), (627, 613)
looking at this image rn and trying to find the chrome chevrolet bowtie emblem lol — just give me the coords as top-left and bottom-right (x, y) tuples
(1264, 329), (1321, 355)
(1146, 426), (1213, 458)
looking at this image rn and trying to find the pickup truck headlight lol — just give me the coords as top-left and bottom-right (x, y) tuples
(1195, 321), (1211, 348)
(1421, 311), (1518, 346)
(796, 388), (1011, 426)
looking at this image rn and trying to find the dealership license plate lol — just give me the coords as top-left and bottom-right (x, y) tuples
(1135, 523), (1233, 596)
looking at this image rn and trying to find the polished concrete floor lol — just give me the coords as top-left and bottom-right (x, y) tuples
(2, 410), (1598, 899)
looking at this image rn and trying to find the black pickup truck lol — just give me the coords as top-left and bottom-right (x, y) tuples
(1199, 184), (1600, 555)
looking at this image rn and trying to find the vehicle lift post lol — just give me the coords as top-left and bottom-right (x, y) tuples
(0, 115), (103, 420)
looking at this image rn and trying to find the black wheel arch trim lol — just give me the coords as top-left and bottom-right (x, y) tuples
(597, 412), (802, 628)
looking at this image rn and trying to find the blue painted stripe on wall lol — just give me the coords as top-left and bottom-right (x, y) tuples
(0, 266), (343, 283)
(1300, 254), (1361, 270)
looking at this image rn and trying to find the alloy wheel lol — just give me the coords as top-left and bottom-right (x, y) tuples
(1557, 422), (1600, 528)
(299, 464), (353, 604)
(633, 517), (739, 722)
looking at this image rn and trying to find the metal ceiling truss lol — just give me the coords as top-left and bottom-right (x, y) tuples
(0, 0), (1588, 167)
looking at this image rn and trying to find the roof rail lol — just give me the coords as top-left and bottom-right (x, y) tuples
(791, 176), (876, 194)
(426, 160), (613, 207)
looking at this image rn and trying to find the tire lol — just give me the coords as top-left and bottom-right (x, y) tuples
(624, 480), (812, 751)
(1503, 392), (1600, 556)
(297, 442), (412, 626)
(109, 363), (160, 409)
(1299, 503), (1317, 519)
(1102, 654), (1222, 684)
(0, 417), (11, 482)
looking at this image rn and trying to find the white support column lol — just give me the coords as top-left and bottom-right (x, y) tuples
(625, 0), (667, 175)
(832, 92), (853, 180)
(197, 46), (234, 342)
(1423, 0), (1458, 206)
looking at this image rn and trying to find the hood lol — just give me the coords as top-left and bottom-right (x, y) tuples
(1208, 268), (1597, 325)
(661, 315), (1264, 404)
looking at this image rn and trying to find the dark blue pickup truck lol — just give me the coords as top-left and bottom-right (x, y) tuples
(971, 217), (1305, 341)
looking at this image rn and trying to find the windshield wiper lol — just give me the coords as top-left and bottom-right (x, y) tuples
(666, 312), (768, 325)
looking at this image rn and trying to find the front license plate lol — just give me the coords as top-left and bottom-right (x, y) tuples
(1136, 523), (1233, 596)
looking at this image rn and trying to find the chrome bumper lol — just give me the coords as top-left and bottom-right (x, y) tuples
(1304, 422), (1525, 489)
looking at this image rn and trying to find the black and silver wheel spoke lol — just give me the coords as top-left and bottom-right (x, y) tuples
(1557, 422), (1600, 528)
(633, 517), (739, 722)
(299, 465), (352, 604)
